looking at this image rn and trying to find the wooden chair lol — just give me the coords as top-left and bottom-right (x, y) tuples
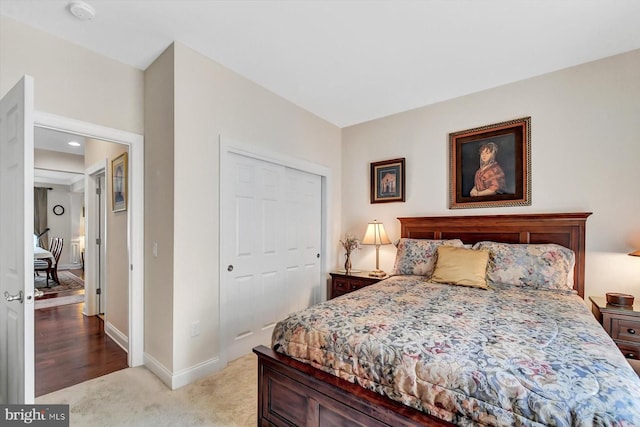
(34, 237), (63, 287)
(33, 258), (51, 285)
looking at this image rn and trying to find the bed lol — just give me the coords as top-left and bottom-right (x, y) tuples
(253, 212), (640, 426)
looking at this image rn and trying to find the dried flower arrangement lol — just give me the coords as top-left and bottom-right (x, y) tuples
(340, 232), (361, 255)
(340, 232), (361, 274)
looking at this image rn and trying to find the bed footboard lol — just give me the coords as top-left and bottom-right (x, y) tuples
(253, 345), (452, 427)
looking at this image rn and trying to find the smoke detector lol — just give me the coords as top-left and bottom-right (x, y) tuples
(68, 1), (96, 21)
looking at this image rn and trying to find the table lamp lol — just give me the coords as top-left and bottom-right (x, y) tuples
(362, 220), (391, 277)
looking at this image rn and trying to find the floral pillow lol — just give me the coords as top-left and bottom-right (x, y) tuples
(391, 238), (464, 277)
(472, 241), (575, 290)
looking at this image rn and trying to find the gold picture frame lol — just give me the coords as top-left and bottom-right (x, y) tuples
(111, 152), (128, 212)
(449, 117), (531, 209)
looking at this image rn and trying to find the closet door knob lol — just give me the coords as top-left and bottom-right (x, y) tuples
(227, 265), (234, 272)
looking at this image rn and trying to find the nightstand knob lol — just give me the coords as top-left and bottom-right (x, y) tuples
(625, 352), (637, 359)
(628, 328), (636, 335)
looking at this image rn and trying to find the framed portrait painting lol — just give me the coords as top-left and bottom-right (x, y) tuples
(371, 158), (405, 203)
(449, 117), (531, 209)
(111, 152), (128, 212)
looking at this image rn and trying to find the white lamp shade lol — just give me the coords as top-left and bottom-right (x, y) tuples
(362, 221), (391, 245)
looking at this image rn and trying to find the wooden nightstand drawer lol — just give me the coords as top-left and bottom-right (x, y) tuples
(612, 318), (640, 344)
(329, 272), (383, 299)
(333, 277), (358, 293)
(616, 342), (640, 360)
(589, 296), (640, 365)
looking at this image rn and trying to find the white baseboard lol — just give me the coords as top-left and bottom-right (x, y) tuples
(171, 356), (224, 389)
(143, 353), (173, 388)
(143, 352), (224, 390)
(104, 321), (129, 353)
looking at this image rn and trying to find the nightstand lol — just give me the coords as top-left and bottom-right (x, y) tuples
(329, 271), (385, 299)
(589, 296), (640, 373)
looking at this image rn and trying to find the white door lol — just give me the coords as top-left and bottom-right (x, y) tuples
(0, 75), (35, 404)
(221, 152), (322, 361)
(283, 168), (321, 315)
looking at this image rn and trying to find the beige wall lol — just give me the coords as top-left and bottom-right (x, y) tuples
(36, 184), (73, 265)
(0, 16), (144, 134)
(145, 42), (342, 376)
(84, 138), (130, 339)
(342, 49), (640, 300)
(144, 45), (175, 371)
(34, 149), (84, 173)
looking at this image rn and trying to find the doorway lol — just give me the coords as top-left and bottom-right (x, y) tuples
(33, 127), (126, 393)
(34, 111), (145, 367)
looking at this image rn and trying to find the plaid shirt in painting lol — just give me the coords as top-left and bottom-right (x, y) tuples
(474, 162), (506, 193)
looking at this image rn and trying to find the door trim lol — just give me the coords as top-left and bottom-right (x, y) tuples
(33, 111), (144, 367)
(219, 135), (332, 364)
(84, 161), (107, 318)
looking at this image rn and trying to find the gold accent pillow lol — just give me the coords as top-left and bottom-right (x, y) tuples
(431, 246), (490, 289)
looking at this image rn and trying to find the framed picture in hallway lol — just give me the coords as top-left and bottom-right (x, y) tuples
(449, 117), (531, 209)
(371, 158), (405, 203)
(111, 152), (128, 212)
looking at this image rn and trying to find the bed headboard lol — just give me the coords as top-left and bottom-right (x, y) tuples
(398, 212), (591, 298)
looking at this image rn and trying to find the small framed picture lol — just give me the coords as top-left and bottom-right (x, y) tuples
(371, 158), (405, 203)
(449, 117), (531, 209)
(111, 152), (128, 212)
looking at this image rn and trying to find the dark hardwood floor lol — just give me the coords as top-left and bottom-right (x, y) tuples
(35, 299), (128, 397)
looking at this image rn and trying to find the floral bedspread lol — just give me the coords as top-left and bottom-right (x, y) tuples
(272, 275), (640, 426)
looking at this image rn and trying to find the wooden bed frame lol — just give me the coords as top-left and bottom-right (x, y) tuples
(253, 212), (591, 427)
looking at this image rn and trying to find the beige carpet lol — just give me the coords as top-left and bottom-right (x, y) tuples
(36, 353), (257, 426)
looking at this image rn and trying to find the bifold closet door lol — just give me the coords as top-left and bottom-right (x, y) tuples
(222, 152), (321, 361)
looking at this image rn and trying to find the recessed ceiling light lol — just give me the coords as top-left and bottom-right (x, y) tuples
(68, 141), (81, 147)
(68, 1), (96, 21)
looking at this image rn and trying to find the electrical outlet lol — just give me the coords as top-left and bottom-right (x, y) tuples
(191, 320), (200, 337)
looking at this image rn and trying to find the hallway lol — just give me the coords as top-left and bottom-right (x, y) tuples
(35, 301), (128, 397)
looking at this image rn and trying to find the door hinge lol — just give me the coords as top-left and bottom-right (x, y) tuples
(96, 288), (102, 295)
(96, 237), (101, 245)
(96, 187), (101, 195)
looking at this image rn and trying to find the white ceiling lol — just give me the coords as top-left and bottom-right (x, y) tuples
(2, 0), (640, 128)
(34, 127), (85, 155)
